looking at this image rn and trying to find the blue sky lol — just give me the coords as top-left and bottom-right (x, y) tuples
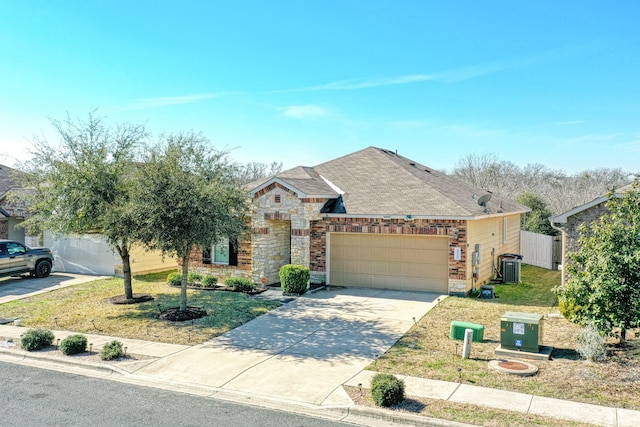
(1, 1), (639, 174)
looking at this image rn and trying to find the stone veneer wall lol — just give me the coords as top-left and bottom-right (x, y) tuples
(249, 184), (326, 285)
(309, 217), (468, 293)
(560, 202), (609, 284)
(0, 221), (7, 239)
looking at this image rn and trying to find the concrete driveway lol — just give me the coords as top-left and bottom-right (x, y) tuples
(0, 273), (107, 304)
(135, 287), (443, 406)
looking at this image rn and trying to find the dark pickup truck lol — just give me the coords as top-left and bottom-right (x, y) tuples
(0, 240), (54, 278)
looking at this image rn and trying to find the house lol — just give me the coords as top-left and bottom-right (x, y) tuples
(550, 182), (634, 285)
(189, 147), (528, 295)
(0, 163), (39, 246)
(0, 163), (177, 276)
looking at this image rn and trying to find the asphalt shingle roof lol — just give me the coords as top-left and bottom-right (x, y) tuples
(251, 147), (527, 218)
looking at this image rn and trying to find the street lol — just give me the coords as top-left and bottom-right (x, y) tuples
(0, 361), (359, 427)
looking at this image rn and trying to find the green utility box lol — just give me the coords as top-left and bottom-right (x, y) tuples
(450, 321), (484, 342)
(500, 312), (544, 353)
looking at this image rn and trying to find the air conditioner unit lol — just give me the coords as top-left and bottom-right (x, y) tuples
(502, 259), (521, 283)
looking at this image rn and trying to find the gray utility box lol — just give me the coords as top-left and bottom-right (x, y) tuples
(500, 312), (544, 353)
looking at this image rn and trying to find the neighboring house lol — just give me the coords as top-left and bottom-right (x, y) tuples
(0, 163), (177, 276)
(189, 147), (528, 295)
(0, 163), (39, 246)
(550, 182), (634, 285)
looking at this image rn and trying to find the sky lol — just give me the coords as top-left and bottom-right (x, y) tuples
(1, 1), (639, 174)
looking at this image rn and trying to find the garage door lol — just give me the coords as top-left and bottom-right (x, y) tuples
(329, 233), (449, 292)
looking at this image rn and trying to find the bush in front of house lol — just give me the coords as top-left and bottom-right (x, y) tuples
(371, 373), (405, 407)
(202, 275), (218, 287)
(100, 340), (125, 361)
(167, 272), (182, 286)
(224, 277), (255, 292)
(279, 264), (310, 294)
(21, 328), (55, 351)
(187, 272), (202, 284)
(59, 334), (87, 355)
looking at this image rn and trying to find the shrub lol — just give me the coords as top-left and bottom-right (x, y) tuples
(576, 323), (607, 362)
(100, 340), (125, 361)
(279, 264), (310, 294)
(167, 272), (182, 286)
(224, 277), (255, 292)
(21, 328), (55, 351)
(371, 373), (405, 407)
(202, 275), (218, 287)
(187, 272), (202, 284)
(59, 334), (87, 355)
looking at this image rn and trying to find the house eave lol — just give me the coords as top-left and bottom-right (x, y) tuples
(551, 195), (610, 225)
(248, 177), (335, 199)
(322, 211), (524, 221)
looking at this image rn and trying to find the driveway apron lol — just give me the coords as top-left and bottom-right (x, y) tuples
(135, 287), (442, 405)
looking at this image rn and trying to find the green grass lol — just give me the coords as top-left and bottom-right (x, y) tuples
(0, 271), (280, 345)
(372, 265), (640, 412)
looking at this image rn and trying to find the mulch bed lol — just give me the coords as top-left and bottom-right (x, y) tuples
(168, 283), (267, 295)
(158, 306), (207, 321)
(108, 294), (155, 305)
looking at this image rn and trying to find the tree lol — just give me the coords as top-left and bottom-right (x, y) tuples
(516, 192), (558, 235)
(555, 180), (640, 343)
(17, 113), (148, 300)
(234, 161), (283, 185)
(134, 132), (249, 312)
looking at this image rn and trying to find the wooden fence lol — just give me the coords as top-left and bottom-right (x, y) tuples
(520, 230), (561, 270)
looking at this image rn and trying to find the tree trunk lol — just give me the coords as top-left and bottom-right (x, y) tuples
(620, 327), (627, 345)
(180, 252), (190, 312)
(115, 241), (134, 300)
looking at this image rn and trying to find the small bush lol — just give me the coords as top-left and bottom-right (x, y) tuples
(576, 323), (607, 362)
(187, 272), (202, 283)
(59, 334), (87, 355)
(100, 340), (125, 361)
(21, 328), (55, 351)
(279, 264), (310, 294)
(371, 373), (405, 407)
(224, 277), (255, 292)
(167, 272), (182, 286)
(202, 275), (218, 287)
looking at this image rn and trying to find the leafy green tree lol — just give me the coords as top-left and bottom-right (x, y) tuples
(17, 113), (148, 300)
(516, 192), (558, 235)
(134, 132), (249, 311)
(555, 180), (640, 343)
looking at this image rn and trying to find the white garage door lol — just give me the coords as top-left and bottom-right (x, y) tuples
(329, 233), (449, 292)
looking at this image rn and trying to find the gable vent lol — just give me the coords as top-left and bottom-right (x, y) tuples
(274, 194), (281, 203)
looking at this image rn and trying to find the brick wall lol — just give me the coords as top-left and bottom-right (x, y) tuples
(310, 217), (468, 288)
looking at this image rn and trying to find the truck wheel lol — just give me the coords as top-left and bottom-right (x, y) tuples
(35, 260), (52, 278)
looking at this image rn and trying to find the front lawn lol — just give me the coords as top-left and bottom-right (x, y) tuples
(372, 265), (640, 410)
(0, 271), (280, 345)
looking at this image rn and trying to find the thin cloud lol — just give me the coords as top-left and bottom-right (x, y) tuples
(129, 92), (226, 109)
(281, 104), (328, 119)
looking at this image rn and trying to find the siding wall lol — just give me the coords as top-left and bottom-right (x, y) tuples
(466, 214), (522, 289)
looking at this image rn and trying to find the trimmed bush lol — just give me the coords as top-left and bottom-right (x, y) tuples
(100, 340), (125, 361)
(202, 275), (218, 287)
(224, 277), (255, 292)
(187, 272), (202, 283)
(371, 373), (405, 407)
(279, 264), (310, 294)
(21, 328), (55, 351)
(167, 272), (182, 286)
(59, 334), (87, 355)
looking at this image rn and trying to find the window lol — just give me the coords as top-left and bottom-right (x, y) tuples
(202, 238), (238, 266)
(6, 242), (27, 255)
(503, 218), (508, 243)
